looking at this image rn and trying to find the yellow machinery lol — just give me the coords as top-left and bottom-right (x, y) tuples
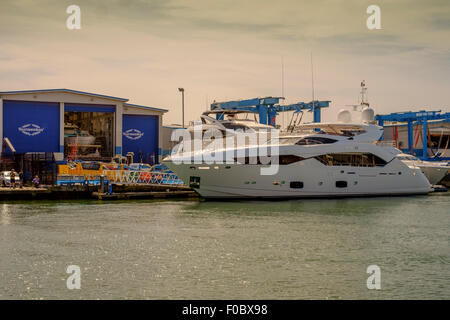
(58, 162), (125, 180)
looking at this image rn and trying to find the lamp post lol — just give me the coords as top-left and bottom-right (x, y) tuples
(178, 88), (185, 128)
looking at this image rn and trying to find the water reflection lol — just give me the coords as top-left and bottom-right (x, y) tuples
(183, 195), (420, 217)
(0, 193), (448, 299)
(1, 203), (11, 225)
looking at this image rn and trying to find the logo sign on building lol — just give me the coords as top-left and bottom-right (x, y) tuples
(122, 115), (159, 163)
(18, 123), (45, 136)
(123, 128), (144, 140)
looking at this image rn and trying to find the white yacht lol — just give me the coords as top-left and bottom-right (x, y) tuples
(394, 153), (449, 185)
(64, 123), (96, 150)
(164, 121), (432, 199)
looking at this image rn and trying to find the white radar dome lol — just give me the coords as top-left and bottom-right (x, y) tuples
(361, 107), (375, 123)
(337, 109), (352, 123)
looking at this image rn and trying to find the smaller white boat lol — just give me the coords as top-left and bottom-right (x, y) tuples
(64, 123), (96, 151)
(395, 153), (449, 185)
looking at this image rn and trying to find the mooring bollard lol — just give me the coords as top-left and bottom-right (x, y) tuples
(98, 175), (105, 200)
(100, 175), (105, 194)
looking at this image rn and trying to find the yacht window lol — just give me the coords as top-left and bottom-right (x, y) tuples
(295, 137), (338, 145)
(280, 155), (305, 165)
(340, 130), (355, 137)
(397, 155), (418, 161)
(268, 137), (301, 145)
(341, 129), (366, 137)
(336, 181), (348, 188)
(235, 154), (304, 165)
(290, 181), (304, 189)
(221, 123), (250, 131)
(189, 176), (200, 189)
(315, 153), (387, 167)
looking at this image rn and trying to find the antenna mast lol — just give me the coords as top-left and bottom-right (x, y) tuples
(281, 56), (285, 98)
(311, 52), (315, 102)
(360, 80), (369, 108)
(281, 56), (285, 128)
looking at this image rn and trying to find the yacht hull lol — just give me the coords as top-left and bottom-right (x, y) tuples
(165, 159), (432, 199)
(417, 165), (448, 185)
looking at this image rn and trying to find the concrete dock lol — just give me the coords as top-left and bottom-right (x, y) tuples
(0, 184), (198, 201)
(0, 186), (52, 200)
(92, 190), (198, 200)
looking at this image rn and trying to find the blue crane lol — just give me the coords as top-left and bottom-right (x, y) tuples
(375, 110), (450, 161)
(210, 97), (331, 126)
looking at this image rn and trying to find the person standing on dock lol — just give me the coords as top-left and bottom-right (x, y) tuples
(19, 170), (24, 189)
(10, 169), (16, 189)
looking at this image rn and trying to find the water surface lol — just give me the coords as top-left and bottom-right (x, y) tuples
(0, 194), (449, 299)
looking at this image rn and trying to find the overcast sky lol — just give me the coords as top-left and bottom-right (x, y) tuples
(1, 0), (449, 126)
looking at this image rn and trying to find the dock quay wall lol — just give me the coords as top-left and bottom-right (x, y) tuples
(0, 184), (196, 201)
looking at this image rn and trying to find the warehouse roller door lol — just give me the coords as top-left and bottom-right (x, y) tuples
(64, 103), (115, 159)
(122, 115), (159, 164)
(3, 100), (60, 153)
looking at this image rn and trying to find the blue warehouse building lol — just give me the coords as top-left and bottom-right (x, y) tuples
(0, 89), (167, 164)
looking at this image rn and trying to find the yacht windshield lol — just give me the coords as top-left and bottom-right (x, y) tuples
(296, 126), (367, 137)
(296, 137), (338, 145)
(267, 136), (338, 145)
(221, 123), (251, 131)
(267, 137), (302, 145)
(397, 155), (419, 161)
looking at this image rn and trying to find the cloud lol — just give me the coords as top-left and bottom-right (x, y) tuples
(0, 0), (449, 126)
(316, 33), (426, 55)
(428, 16), (450, 30)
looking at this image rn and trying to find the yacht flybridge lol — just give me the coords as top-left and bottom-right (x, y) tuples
(284, 122), (384, 143)
(164, 120), (432, 199)
(187, 110), (274, 134)
(182, 109), (277, 151)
